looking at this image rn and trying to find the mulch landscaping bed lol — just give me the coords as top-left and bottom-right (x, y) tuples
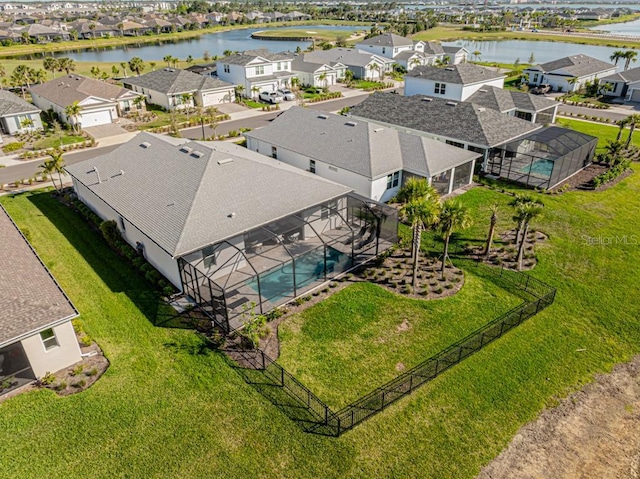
(551, 163), (634, 192)
(470, 229), (548, 271)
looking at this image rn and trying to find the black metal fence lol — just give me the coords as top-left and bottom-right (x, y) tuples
(225, 263), (556, 437)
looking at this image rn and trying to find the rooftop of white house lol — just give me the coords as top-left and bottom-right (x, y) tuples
(245, 107), (479, 178)
(465, 85), (560, 113)
(64, 132), (351, 258)
(122, 68), (233, 94)
(525, 54), (615, 77)
(406, 63), (505, 84)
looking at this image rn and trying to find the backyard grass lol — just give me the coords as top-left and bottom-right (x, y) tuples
(278, 278), (524, 410)
(1, 164), (640, 478)
(556, 117), (640, 151)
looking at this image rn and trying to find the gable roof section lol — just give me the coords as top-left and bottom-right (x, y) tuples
(245, 107), (478, 179)
(420, 41), (446, 55)
(465, 85), (559, 113)
(65, 133), (351, 258)
(601, 65), (640, 83)
(0, 89), (41, 116)
(221, 49), (292, 66)
(123, 68), (233, 94)
(30, 74), (134, 108)
(304, 48), (391, 68)
(0, 205), (77, 348)
(531, 54), (616, 77)
(349, 93), (541, 147)
(406, 63), (505, 85)
(358, 32), (413, 48)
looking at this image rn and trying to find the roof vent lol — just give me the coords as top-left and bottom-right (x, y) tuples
(191, 151), (204, 158)
(227, 212), (236, 218)
(477, 107), (486, 112)
(446, 101), (457, 106)
(445, 67), (454, 71)
(373, 127), (384, 133)
(345, 121), (357, 127)
(217, 158), (234, 165)
(91, 166), (101, 184)
(421, 97), (432, 102)
(140, 141), (151, 148)
(179, 146), (192, 154)
(317, 114), (328, 120)
(478, 88), (487, 93)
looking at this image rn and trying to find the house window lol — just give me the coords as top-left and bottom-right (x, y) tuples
(386, 171), (400, 189)
(40, 328), (59, 351)
(202, 245), (217, 268)
(276, 62), (282, 71)
(255, 65), (265, 75)
(382, 47), (386, 55)
(118, 216), (126, 231)
(515, 111), (533, 122)
(533, 73), (539, 83)
(309, 159), (316, 173)
(223, 64), (230, 73)
(434, 82), (446, 95)
(271, 146), (277, 159)
(446, 140), (465, 149)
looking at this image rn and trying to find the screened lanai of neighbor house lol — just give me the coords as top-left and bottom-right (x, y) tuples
(486, 127), (597, 189)
(65, 133), (398, 334)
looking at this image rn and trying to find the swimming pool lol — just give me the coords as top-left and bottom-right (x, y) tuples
(520, 159), (554, 178)
(247, 248), (344, 303)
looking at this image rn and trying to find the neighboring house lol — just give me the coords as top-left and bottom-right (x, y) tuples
(601, 66), (640, 101)
(185, 63), (217, 78)
(123, 68), (235, 110)
(290, 56), (344, 88)
(404, 64), (505, 101)
(0, 205), (81, 396)
(465, 85), (559, 124)
(217, 50), (296, 97)
(443, 45), (468, 65)
(30, 75), (140, 128)
(523, 54), (617, 93)
(0, 89), (43, 141)
(350, 93), (596, 190)
(65, 133), (398, 333)
(299, 48), (394, 79)
(355, 32), (414, 60)
(245, 107), (480, 200)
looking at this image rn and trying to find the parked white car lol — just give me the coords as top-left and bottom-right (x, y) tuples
(277, 89), (296, 101)
(259, 91), (284, 104)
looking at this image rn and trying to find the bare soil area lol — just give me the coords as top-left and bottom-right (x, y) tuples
(478, 355), (640, 479)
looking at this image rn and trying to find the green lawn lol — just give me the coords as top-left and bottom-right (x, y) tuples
(32, 134), (86, 150)
(278, 278), (524, 410)
(556, 118), (640, 151)
(252, 28), (362, 42)
(1, 164), (640, 478)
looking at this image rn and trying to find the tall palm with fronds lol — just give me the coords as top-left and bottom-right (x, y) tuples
(398, 177), (433, 256)
(128, 57), (145, 76)
(610, 50), (625, 66)
(251, 85), (260, 100)
(65, 101), (82, 133)
(510, 194), (542, 246)
(163, 55), (173, 67)
(402, 194), (441, 286)
(438, 199), (472, 278)
(625, 113), (640, 148)
(43, 57), (59, 79)
(624, 50), (638, 71)
(567, 76), (579, 92)
(472, 50), (482, 62)
(39, 149), (65, 194)
(119, 62), (128, 78)
(515, 202), (543, 270)
(0, 63), (5, 89)
(616, 117), (631, 142)
(483, 204), (499, 259)
(58, 57), (76, 74)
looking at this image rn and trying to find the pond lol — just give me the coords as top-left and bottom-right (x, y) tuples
(589, 17), (640, 36)
(43, 25), (365, 63)
(442, 39), (622, 66)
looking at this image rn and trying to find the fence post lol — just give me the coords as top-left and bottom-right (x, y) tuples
(525, 275), (531, 291)
(262, 350), (265, 370)
(281, 366), (285, 387)
(409, 374), (413, 392)
(382, 390), (386, 409)
(479, 332), (485, 348)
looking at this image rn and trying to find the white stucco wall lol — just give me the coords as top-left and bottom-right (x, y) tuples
(21, 321), (81, 378)
(404, 76), (504, 101)
(73, 179), (181, 289)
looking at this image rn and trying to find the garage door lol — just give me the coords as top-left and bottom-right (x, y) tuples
(201, 90), (232, 106)
(79, 109), (112, 126)
(631, 89), (640, 102)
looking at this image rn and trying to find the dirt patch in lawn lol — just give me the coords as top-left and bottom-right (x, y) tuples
(477, 355), (640, 479)
(551, 162), (634, 193)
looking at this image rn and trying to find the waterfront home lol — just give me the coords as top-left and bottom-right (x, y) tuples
(0, 90), (43, 141)
(217, 50), (296, 97)
(404, 64), (505, 101)
(601, 66), (640, 101)
(522, 55), (617, 93)
(290, 55), (346, 87)
(299, 48), (393, 79)
(465, 86), (559, 124)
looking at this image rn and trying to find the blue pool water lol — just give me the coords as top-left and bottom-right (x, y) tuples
(521, 159), (554, 178)
(247, 248), (344, 303)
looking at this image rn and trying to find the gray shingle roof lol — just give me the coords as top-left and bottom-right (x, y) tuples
(0, 90), (41, 116)
(303, 48), (391, 68)
(221, 49), (293, 66)
(0, 205), (77, 348)
(349, 93), (541, 147)
(357, 33), (413, 48)
(601, 65), (640, 83)
(245, 107), (478, 179)
(30, 74), (134, 108)
(532, 54), (616, 78)
(65, 133), (351, 258)
(465, 85), (559, 113)
(421, 41), (446, 55)
(123, 68), (233, 95)
(406, 63), (505, 85)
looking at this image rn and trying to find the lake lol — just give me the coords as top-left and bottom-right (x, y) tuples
(442, 39), (622, 66)
(590, 17), (640, 35)
(47, 25), (366, 63)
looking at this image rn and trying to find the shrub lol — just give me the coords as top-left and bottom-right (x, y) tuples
(2, 141), (24, 153)
(79, 335), (92, 347)
(71, 364), (84, 376)
(99, 220), (121, 246)
(72, 379), (87, 388)
(265, 308), (286, 321)
(240, 313), (269, 348)
(162, 286), (174, 297)
(54, 381), (67, 391)
(39, 372), (55, 386)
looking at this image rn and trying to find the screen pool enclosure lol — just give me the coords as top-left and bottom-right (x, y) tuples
(486, 127), (597, 189)
(178, 194), (398, 333)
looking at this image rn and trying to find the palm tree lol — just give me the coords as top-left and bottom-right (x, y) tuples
(90, 66), (101, 78)
(120, 62), (128, 78)
(610, 50), (625, 66)
(251, 85), (260, 100)
(515, 202), (543, 270)
(510, 194), (542, 246)
(65, 101), (82, 133)
(223, 49), (233, 57)
(180, 92), (194, 115)
(0, 63), (5, 89)
(39, 149), (65, 194)
(163, 55), (173, 67)
(625, 114), (640, 148)
(616, 117), (631, 142)
(402, 195), (441, 286)
(42, 57), (59, 79)
(205, 106), (220, 138)
(116, 23), (123, 37)
(235, 85), (245, 99)
(149, 62), (157, 71)
(58, 57), (76, 74)
(437, 199), (472, 278)
(604, 139), (624, 164)
(483, 204), (499, 259)
(567, 76), (579, 92)
(472, 50), (482, 62)
(318, 71), (328, 89)
(128, 57), (145, 76)
(111, 65), (120, 78)
(397, 177), (437, 260)
(624, 50), (638, 71)
(133, 95), (146, 111)
(186, 55), (194, 67)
